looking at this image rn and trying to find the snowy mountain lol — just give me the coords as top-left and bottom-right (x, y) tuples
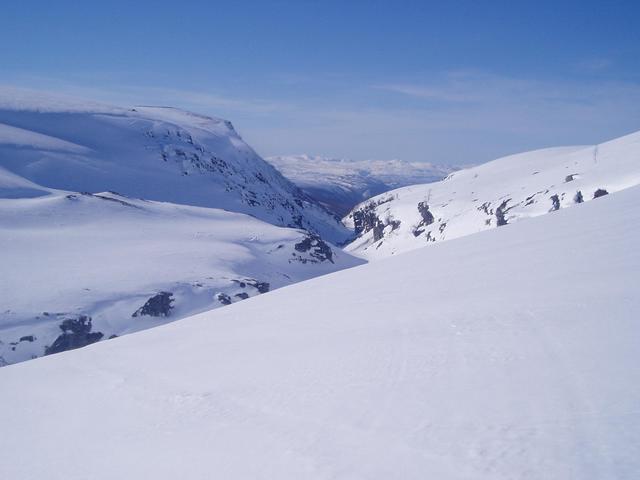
(0, 168), (362, 366)
(344, 130), (640, 259)
(267, 154), (455, 216)
(0, 90), (349, 243)
(1, 182), (638, 479)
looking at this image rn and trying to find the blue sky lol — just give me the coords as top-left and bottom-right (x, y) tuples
(2, 0), (640, 164)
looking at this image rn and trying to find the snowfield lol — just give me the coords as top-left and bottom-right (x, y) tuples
(267, 154), (455, 216)
(344, 130), (640, 259)
(0, 90), (349, 243)
(1, 183), (638, 479)
(0, 173), (362, 366)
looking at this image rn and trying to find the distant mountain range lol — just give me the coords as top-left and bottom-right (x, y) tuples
(267, 154), (456, 216)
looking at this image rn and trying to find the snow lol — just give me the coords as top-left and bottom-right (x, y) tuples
(344, 130), (640, 259)
(0, 183), (362, 365)
(0, 92), (349, 243)
(1, 183), (638, 479)
(267, 154), (455, 216)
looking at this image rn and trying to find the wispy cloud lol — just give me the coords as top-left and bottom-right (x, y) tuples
(2, 71), (639, 164)
(573, 58), (613, 73)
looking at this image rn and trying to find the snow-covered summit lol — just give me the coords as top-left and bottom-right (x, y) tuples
(267, 154), (455, 216)
(0, 91), (349, 243)
(344, 130), (640, 259)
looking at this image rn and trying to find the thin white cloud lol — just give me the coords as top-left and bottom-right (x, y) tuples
(1, 71), (639, 164)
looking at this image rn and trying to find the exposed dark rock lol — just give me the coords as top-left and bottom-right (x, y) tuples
(417, 202), (434, 226)
(44, 315), (103, 356)
(478, 202), (494, 216)
(439, 222), (447, 234)
(574, 191), (584, 204)
(132, 292), (174, 318)
(388, 219), (401, 231)
(371, 222), (385, 242)
(550, 194), (560, 212)
(593, 188), (609, 199)
(19, 335), (35, 343)
(216, 293), (232, 305)
(108, 334), (118, 339)
(230, 278), (269, 294)
(352, 208), (382, 237)
(496, 199), (511, 226)
(565, 174), (578, 182)
(246, 279), (270, 293)
(351, 196), (394, 237)
(293, 234), (334, 263)
(234, 292), (250, 300)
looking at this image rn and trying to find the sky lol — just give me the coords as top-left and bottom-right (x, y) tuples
(1, 0), (640, 164)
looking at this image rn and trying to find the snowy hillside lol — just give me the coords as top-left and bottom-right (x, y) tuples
(0, 90), (349, 243)
(0, 169), (362, 366)
(1, 183), (638, 479)
(267, 154), (455, 216)
(344, 130), (640, 259)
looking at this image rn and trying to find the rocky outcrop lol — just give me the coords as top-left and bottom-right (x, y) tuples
(231, 278), (270, 294)
(293, 234), (334, 263)
(216, 293), (232, 305)
(574, 191), (584, 203)
(417, 201), (434, 226)
(44, 316), (103, 356)
(594, 189), (609, 199)
(496, 199), (512, 226)
(132, 292), (174, 318)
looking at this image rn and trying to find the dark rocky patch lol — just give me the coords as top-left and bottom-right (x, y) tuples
(496, 199), (511, 226)
(574, 191), (584, 204)
(417, 202), (434, 226)
(351, 196), (394, 237)
(372, 222), (385, 242)
(550, 194), (560, 212)
(478, 202), (494, 216)
(230, 278), (270, 293)
(92, 194), (141, 209)
(19, 335), (35, 343)
(293, 234), (334, 263)
(44, 315), (104, 356)
(565, 174), (578, 182)
(216, 293), (232, 305)
(234, 292), (249, 300)
(132, 292), (174, 318)
(593, 188), (609, 199)
(410, 202), (435, 238)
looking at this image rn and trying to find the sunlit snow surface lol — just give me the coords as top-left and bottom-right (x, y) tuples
(0, 183), (362, 365)
(0, 89), (349, 243)
(344, 131), (640, 259)
(1, 185), (638, 479)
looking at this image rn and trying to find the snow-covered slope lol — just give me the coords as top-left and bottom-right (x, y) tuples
(0, 91), (349, 243)
(1, 182), (638, 479)
(0, 171), (362, 366)
(267, 154), (455, 216)
(344, 130), (640, 259)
